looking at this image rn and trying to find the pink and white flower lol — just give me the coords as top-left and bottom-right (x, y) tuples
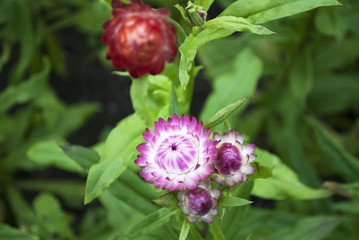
(135, 114), (217, 192)
(212, 130), (256, 187)
(177, 181), (221, 223)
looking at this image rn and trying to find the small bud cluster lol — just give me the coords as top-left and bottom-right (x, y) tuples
(135, 115), (257, 223)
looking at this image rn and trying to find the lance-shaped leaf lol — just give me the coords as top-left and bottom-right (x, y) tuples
(85, 114), (146, 204)
(218, 196), (252, 207)
(220, 0), (341, 24)
(179, 219), (191, 240)
(205, 16), (274, 35)
(204, 98), (246, 129)
(61, 145), (100, 171)
(110, 208), (179, 240)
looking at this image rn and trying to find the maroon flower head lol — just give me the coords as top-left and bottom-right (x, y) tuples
(102, 4), (178, 78)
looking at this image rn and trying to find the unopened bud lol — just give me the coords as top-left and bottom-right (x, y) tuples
(185, 2), (207, 27)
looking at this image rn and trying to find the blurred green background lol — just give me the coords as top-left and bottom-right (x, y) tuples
(1, 0), (359, 239)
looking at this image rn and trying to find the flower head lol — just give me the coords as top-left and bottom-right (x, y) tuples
(102, 4), (178, 78)
(177, 181), (221, 223)
(135, 115), (217, 192)
(212, 130), (256, 187)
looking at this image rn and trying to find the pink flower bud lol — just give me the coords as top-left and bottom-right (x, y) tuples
(212, 130), (256, 187)
(177, 181), (221, 223)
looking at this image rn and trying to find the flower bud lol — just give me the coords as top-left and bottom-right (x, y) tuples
(212, 130), (256, 187)
(102, 4), (178, 78)
(185, 2), (207, 27)
(177, 181), (221, 223)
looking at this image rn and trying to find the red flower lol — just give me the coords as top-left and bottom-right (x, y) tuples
(102, 4), (178, 78)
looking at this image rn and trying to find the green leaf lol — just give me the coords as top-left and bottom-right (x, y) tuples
(0, 58), (50, 114)
(27, 140), (84, 173)
(152, 193), (178, 209)
(266, 216), (340, 240)
(204, 98), (246, 129)
(33, 193), (75, 239)
(210, 218), (225, 240)
(130, 77), (155, 125)
(205, 16), (274, 35)
(179, 35), (197, 88)
(15, 180), (85, 208)
(6, 0), (34, 84)
(194, 0), (214, 11)
(108, 178), (158, 215)
(247, 162), (273, 181)
(85, 114), (146, 204)
(289, 50), (313, 99)
(0, 225), (37, 240)
(0, 41), (11, 72)
(306, 117), (359, 182)
(179, 219), (191, 240)
(252, 148), (332, 200)
(200, 48), (262, 126)
(221, 0), (341, 24)
(218, 196), (252, 207)
(169, 83), (182, 116)
(61, 145), (100, 171)
(110, 208), (179, 240)
(6, 188), (36, 227)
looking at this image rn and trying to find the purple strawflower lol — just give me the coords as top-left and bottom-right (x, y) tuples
(135, 115), (217, 192)
(212, 130), (256, 187)
(177, 180), (221, 223)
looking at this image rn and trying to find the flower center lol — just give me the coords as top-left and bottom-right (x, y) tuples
(185, 188), (213, 215)
(215, 143), (242, 175)
(118, 16), (163, 63)
(155, 135), (198, 173)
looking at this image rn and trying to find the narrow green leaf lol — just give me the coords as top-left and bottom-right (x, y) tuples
(190, 226), (204, 240)
(111, 208), (179, 240)
(108, 179), (158, 215)
(0, 41), (10, 72)
(85, 114), (146, 204)
(15, 180), (85, 208)
(6, 188), (36, 227)
(204, 98), (246, 129)
(252, 148), (332, 200)
(306, 117), (359, 182)
(0, 225), (37, 240)
(61, 145), (100, 171)
(179, 219), (191, 240)
(221, 0), (341, 24)
(200, 48), (262, 126)
(205, 16), (274, 35)
(27, 140), (84, 173)
(218, 196), (252, 207)
(33, 193), (75, 239)
(247, 162), (273, 181)
(210, 218), (225, 240)
(289, 50), (313, 99)
(130, 77), (154, 125)
(179, 35), (197, 88)
(266, 216), (340, 240)
(174, 4), (190, 24)
(0, 58), (50, 113)
(152, 192), (178, 209)
(194, 0), (214, 11)
(169, 84), (182, 116)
